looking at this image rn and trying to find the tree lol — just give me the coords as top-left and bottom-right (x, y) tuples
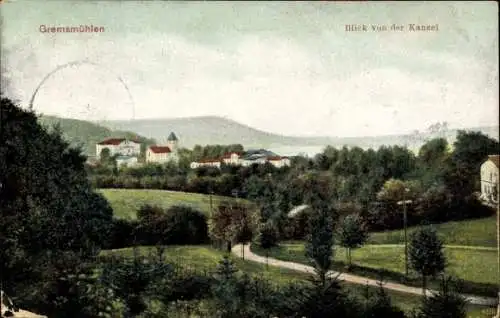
(362, 282), (406, 318)
(408, 227), (446, 296)
(416, 275), (467, 318)
(305, 204), (335, 287)
(163, 205), (209, 245)
(450, 130), (500, 193)
(377, 178), (420, 203)
(0, 97), (113, 296)
(209, 200), (255, 253)
(255, 221), (279, 269)
(418, 138), (449, 167)
(337, 214), (368, 269)
(100, 252), (172, 317)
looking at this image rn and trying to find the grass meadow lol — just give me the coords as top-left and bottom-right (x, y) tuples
(99, 188), (253, 219)
(101, 245), (497, 318)
(368, 215), (497, 247)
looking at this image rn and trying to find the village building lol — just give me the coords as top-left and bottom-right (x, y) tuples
(190, 159), (222, 169)
(480, 154), (499, 205)
(146, 132), (179, 164)
(96, 138), (141, 158)
(190, 150), (290, 169)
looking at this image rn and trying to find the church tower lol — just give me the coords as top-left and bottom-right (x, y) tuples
(166, 132), (178, 152)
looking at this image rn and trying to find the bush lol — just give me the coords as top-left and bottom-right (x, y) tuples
(135, 205), (208, 246)
(108, 218), (140, 249)
(162, 205), (209, 245)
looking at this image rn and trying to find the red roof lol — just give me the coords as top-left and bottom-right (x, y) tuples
(267, 156), (283, 161)
(488, 155), (500, 168)
(97, 138), (126, 145)
(149, 146), (171, 154)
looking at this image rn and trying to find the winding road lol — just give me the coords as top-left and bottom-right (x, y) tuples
(231, 243), (498, 307)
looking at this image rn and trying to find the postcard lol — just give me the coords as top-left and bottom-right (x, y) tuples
(1, 1), (499, 318)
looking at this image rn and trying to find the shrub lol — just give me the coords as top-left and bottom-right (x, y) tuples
(108, 218), (140, 249)
(162, 205), (209, 245)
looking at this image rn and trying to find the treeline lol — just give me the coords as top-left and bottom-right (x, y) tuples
(89, 130), (498, 233)
(0, 96), (481, 317)
(108, 204), (209, 249)
(89, 160), (289, 197)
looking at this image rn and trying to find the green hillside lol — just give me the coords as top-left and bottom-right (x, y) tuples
(99, 188), (255, 219)
(37, 115), (156, 156)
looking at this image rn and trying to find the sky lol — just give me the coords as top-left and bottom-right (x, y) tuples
(1, 1), (498, 138)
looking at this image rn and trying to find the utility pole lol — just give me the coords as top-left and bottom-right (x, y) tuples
(209, 190), (213, 218)
(403, 188), (409, 278)
(398, 188), (412, 279)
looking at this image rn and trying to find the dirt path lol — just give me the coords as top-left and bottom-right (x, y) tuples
(232, 244), (498, 307)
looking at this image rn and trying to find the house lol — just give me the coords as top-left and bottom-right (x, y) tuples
(267, 156), (291, 168)
(145, 132), (180, 164)
(480, 155), (499, 205)
(116, 155), (139, 168)
(190, 159), (221, 169)
(222, 152), (243, 165)
(96, 138), (141, 158)
(146, 146), (174, 163)
(190, 150), (291, 169)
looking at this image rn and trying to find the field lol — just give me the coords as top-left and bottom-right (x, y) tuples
(99, 188), (253, 219)
(101, 245), (496, 317)
(251, 242), (498, 297)
(368, 215), (497, 247)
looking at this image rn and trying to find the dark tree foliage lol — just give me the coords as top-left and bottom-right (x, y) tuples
(415, 276), (467, 318)
(100, 252), (173, 317)
(361, 283), (407, 318)
(134, 204), (209, 246)
(297, 277), (360, 318)
(210, 200), (256, 253)
(408, 227), (446, 295)
(337, 214), (368, 268)
(0, 97), (113, 299)
(304, 176), (336, 285)
(255, 221), (279, 268)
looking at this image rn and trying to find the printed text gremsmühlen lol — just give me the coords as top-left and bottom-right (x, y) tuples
(39, 25), (105, 33)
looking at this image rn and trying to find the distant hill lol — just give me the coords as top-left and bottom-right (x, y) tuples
(102, 116), (499, 153)
(38, 115), (498, 157)
(37, 115), (156, 156)
(102, 116), (334, 149)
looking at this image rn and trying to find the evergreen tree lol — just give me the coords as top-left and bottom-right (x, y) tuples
(408, 227), (446, 296)
(255, 221), (279, 269)
(362, 283), (406, 318)
(416, 276), (467, 318)
(337, 214), (368, 269)
(305, 205), (335, 285)
(1, 97), (113, 304)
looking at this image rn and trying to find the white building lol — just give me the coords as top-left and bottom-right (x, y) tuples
(190, 151), (291, 169)
(222, 152), (243, 165)
(96, 138), (141, 158)
(190, 159), (221, 169)
(480, 155), (499, 204)
(116, 155), (139, 168)
(146, 146), (174, 163)
(268, 156), (291, 168)
(145, 132), (180, 164)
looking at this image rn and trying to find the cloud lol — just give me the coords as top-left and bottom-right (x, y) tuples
(2, 3), (498, 137)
